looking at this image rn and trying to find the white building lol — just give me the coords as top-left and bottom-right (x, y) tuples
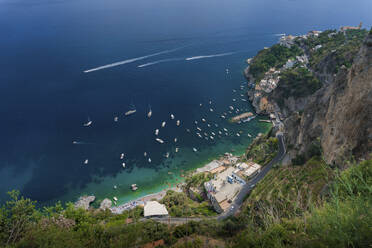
(232, 162), (262, 183)
(204, 167), (243, 213)
(144, 201), (169, 218)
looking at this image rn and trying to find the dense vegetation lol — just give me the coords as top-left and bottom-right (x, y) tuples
(273, 67), (321, 105)
(249, 44), (303, 83)
(299, 29), (368, 73)
(245, 132), (278, 165)
(160, 190), (216, 217)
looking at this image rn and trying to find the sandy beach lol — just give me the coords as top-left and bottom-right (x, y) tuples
(110, 184), (184, 214)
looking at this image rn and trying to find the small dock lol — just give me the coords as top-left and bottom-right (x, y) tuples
(259, 119), (272, 123)
(230, 112), (254, 123)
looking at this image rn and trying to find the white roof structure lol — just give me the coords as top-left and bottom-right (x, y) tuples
(196, 160), (223, 173)
(144, 201), (168, 217)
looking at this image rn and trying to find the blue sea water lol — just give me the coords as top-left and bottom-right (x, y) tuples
(0, 0), (371, 204)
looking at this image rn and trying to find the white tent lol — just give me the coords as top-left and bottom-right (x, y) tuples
(144, 201), (169, 217)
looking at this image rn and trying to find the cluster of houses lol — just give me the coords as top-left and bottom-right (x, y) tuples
(199, 153), (262, 213)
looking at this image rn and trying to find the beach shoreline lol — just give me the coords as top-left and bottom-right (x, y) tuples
(110, 184), (184, 214)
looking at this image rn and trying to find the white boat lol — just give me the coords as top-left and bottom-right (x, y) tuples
(156, 138), (164, 144)
(147, 106), (152, 118)
(210, 136), (214, 140)
(84, 159), (89, 165)
(164, 152), (170, 158)
(194, 121), (198, 124)
(197, 127), (202, 131)
(174, 138), (177, 143)
(193, 148), (198, 152)
(155, 129), (159, 135)
(221, 115), (226, 119)
(170, 114), (175, 120)
(247, 133), (252, 137)
(211, 132), (216, 136)
(83, 118), (92, 127)
(176, 120), (180, 126)
(218, 131), (222, 135)
(144, 152), (147, 157)
(210, 108), (214, 112)
(229, 106), (234, 110)
(114, 116), (118, 122)
(113, 185), (117, 189)
(175, 147), (179, 152)
(161, 121), (166, 128)
(122, 163), (126, 168)
(223, 128), (228, 132)
(232, 99), (236, 102)
(202, 118), (206, 122)
(209, 100), (212, 104)
(120, 153), (125, 159)
(125, 109), (136, 116)
(73, 141), (78, 144)
(207, 124), (211, 127)
(204, 132), (208, 136)
(113, 197), (118, 201)
(199, 103), (202, 107)
(148, 158), (151, 163)
(236, 133), (240, 137)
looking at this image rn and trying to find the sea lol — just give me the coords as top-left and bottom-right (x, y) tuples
(0, 0), (371, 205)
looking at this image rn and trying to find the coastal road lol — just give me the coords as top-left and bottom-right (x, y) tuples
(149, 132), (286, 225)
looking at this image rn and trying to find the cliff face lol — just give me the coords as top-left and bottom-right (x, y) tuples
(246, 31), (372, 165)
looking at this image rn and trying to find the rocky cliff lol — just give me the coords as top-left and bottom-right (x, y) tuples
(245, 29), (372, 165)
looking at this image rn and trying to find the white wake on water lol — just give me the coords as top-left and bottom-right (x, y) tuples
(185, 52), (235, 61)
(84, 47), (183, 73)
(137, 58), (184, 68)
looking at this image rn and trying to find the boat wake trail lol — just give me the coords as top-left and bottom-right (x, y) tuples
(84, 47), (184, 73)
(137, 58), (184, 68)
(185, 52), (235, 61)
(72, 141), (96, 145)
(274, 33), (286, 36)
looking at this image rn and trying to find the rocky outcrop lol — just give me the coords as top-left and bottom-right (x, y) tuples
(246, 30), (372, 165)
(284, 33), (372, 165)
(99, 198), (112, 210)
(75, 195), (95, 210)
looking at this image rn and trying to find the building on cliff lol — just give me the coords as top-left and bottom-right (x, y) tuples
(340, 22), (362, 32)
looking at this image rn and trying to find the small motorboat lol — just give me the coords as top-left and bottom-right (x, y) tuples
(193, 147), (198, 152)
(122, 163), (126, 168)
(114, 116), (118, 122)
(83, 118), (92, 127)
(155, 129), (159, 135)
(84, 159), (89, 165)
(170, 114), (175, 120)
(161, 121), (166, 128)
(176, 120), (180, 126)
(156, 138), (164, 144)
(120, 153), (125, 159)
(147, 106), (152, 118)
(125, 109), (136, 116)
